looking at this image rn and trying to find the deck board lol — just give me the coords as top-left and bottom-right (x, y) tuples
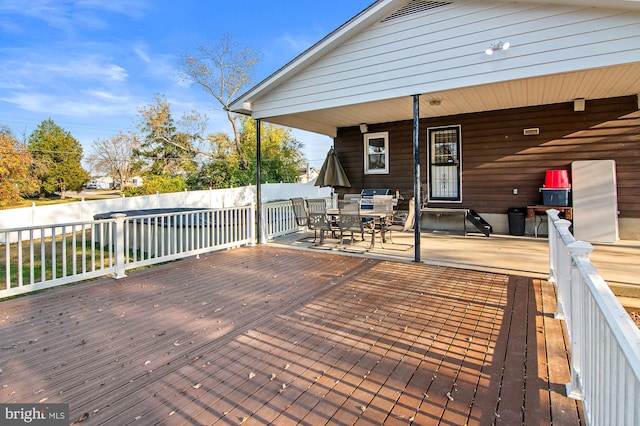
(496, 276), (528, 425)
(525, 277), (553, 425)
(0, 246), (582, 425)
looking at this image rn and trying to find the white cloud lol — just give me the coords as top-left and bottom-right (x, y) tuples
(0, 0), (151, 32)
(0, 55), (128, 85)
(74, 0), (150, 19)
(134, 46), (151, 64)
(55, 57), (129, 82)
(130, 46), (183, 87)
(278, 33), (315, 54)
(0, 17), (22, 34)
(0, 76), (26, 90)
(84, 89), (129, 102)
(1, 90), (136, 118)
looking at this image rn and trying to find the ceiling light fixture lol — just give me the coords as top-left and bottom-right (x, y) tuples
(485, 41), (510, 55)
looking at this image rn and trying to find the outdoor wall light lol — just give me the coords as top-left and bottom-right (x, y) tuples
(359, 123), (368, 133)
(485, 41), (510, 55)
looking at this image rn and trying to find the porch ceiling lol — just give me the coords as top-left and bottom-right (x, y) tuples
(268, 63), (640, 136)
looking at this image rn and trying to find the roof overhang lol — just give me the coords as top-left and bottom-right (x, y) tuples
(247, 63), (640, 137)
(230, 0), (640, 137)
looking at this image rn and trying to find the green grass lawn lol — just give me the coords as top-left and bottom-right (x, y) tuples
(6, 190), (123, 209)
(0, 230), (111, 288)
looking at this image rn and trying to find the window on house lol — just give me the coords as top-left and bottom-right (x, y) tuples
(364, 132), (389, 174)
(428, 125), (462, 202)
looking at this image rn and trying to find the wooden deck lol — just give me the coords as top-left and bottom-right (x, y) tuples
(0, 246), (582, 425)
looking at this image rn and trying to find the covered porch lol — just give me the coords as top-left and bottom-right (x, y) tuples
(0, 245), (582, 425)
(270, 226), (640, 293)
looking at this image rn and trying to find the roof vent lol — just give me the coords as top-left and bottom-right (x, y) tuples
(381, 1), (451, 22)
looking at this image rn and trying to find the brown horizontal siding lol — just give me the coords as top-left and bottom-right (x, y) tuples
(335, 95), (640, 217)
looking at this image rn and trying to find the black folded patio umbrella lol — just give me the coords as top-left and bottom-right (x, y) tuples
(315, 147), (351, 189)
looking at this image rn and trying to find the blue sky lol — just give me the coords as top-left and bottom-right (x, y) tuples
(0, 0), (373, 169)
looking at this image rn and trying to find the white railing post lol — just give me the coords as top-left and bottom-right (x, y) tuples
(553, 219), (573, 320)
(112, 213), (127, 279)
(547, 209), (560, 282)
(565, 240), (594, 401)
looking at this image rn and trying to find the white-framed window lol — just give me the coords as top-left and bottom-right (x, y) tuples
(364, 132), (389, 174)
(427, 125), (462, 202)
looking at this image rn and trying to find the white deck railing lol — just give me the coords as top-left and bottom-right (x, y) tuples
(1, 220), (117, 297)
(1, 205), (254, 299)
(1, 197), (328, 299)
(547, 209), (640, 426)
(261, 196), (334, 241)
(262, 200), (299, 240)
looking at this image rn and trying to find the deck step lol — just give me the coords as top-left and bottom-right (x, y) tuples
(466, 209), (492, 237)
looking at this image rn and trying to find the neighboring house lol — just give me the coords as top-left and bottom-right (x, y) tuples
(86, 176), (114, 190)
(127, 176), (144, 187)
(299, 167), (320, 184)
(230, 0), (640, 241)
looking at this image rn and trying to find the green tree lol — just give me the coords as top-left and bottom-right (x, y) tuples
(0, 126), (39, 207)
(187, 116), (304, 189)
(133, 95), (201, 178)
(122, 175), (187, 197)
(186, 132), (244, 189)
(28, 119), (89, 199)
(241, 117), (305, 184)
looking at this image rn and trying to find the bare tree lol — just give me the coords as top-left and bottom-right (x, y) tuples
(179, 33), (259, 167)
(88, 132), (140, 189)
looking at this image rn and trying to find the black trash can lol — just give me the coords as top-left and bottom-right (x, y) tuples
(507, 207), (526, 236)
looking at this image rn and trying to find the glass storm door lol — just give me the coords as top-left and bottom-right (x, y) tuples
(428, 125), (461, 202)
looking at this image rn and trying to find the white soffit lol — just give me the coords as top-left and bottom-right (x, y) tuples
(263, 62), (640, 136)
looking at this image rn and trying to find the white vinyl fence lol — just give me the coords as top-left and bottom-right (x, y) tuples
(1, 184), (331, 298)
(0, 183), (330, 243)
(547, 209), (640, 426)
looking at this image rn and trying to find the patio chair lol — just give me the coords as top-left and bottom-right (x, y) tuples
(308, 211), (338, 247)
(372, 194), (394, 242)
(290, 198), (308, 227)
(290, 197), (317, 242)
(337, 200), (378, 249)
(383, 198), (415, 246)
(373, 194), (394, 213)
(306, 197), (328, 213)
(307, 198), (338, 238)
(342, 193), (362, 202)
